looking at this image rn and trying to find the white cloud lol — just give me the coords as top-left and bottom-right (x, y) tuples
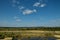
(40, 4), (46, 7)
(18, 6), (25, 10)
(11, 0), (47, 15)
(33, 9), (37, 12)
(14, 16), (22, 22)
(33, 2), (41, 7)
(33, 2), (46, 7)
(22, 9), (37, 15)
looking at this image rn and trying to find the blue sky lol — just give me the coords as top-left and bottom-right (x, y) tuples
(0, 0), (60, 27)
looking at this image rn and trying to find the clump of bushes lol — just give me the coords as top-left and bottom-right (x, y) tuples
(0, 35), (5, 39)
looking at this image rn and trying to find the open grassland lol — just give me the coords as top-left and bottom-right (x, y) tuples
(0, 27), (60, 40)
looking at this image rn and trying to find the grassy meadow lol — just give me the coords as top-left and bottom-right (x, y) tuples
(0, 27), (60, 40)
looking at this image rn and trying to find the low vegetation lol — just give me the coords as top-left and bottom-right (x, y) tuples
(0, 27), (60, 39)
(0, 27), (60, 31)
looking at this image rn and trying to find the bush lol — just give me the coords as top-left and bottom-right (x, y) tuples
(0, 35), (5, 39)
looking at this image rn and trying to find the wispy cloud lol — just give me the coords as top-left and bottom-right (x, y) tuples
(12, 0), (20, 7)
(16, 19), (21, 22)
(33, 2), (41, 7)
(40, 4), (46, 7)
(22, 9), (37, 15)
(12, 0), (16, 3)
(50, 19), (60, 24)
(18, 6), (25, 10)
(16, 1), (20, 4)
(46, 19), (60, 27)
(11, 0), (47, 15)
(14, 16), (22, 22)
(33, 2), (46, 7)
(14, 16), (19, 19)
(33, 0), (47, 7)
(33, 9), (37, 12)
(12, 0), (17, 7)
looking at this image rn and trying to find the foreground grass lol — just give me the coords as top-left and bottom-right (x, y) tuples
(0, 27), (60, 39)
